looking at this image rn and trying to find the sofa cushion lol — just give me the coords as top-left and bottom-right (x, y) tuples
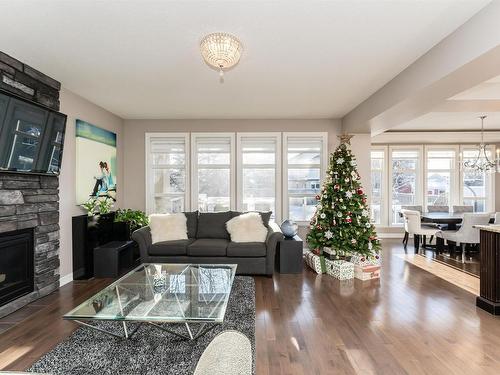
(187, 239), (229, 256)
(231, 211), (272, 228)
(149, 213), (188, 243)
(226, 212), (268, 243)
(196, 212), (232, 239)
(148, 239), (194, 256)
(184, 211), (199, 238)
(227, 242), (267, 257)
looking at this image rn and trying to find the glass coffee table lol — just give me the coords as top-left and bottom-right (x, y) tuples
(64, 263), (237, 340)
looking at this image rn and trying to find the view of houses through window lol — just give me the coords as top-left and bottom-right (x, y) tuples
(146, 132), (327, 223)
(371, 144), (494, 227)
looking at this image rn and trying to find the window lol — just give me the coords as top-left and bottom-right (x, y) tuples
(192, 134), (235, 212)
(237, 134), (281, 221)
(372, 143), (496, 227)
(460, 146), (494, 212)
(146, 132), (328, 220)
(146, 133), (189, 214)
(390, 148), (421, 225)
(284, 133), (327, 222)
(425, 148), (457, 210)
(370, 149), (385, 225)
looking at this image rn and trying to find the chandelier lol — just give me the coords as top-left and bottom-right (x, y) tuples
(200, 32), (243, 82)
(462, 115), (499, 173)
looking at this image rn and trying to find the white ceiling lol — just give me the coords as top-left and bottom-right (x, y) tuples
(392, 73), (500, 131)
(0, 0), (489, 119)
(450, 74), (500, 101)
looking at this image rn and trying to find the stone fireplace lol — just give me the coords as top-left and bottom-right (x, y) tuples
(0, 172), (60, 318)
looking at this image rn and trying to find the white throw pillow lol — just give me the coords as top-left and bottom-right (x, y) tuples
(226, 212), (267, 243)
(149, 213), (188, 244)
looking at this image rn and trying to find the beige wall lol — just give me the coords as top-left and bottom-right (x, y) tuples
(349, 133), (372, 204)
(59, 88), (124, 280)
(123, 119), (345, 212)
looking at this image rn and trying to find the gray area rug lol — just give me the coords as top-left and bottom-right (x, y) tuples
(28, 277), (255, 375)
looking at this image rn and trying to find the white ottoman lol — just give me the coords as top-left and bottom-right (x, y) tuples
(194, 330), (252, 375)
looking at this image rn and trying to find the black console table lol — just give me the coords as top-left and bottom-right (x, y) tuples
(72, 212), (135, 280)
(277, 235), (304, 274)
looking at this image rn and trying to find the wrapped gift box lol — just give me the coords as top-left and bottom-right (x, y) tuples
(304, 250), (325, 274)
(350, 253), (381, 267)
(354, 264), (381, 281)
(325, 259), (354, 280)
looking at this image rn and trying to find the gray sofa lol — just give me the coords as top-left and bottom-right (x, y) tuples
(131, 211), (283, 276)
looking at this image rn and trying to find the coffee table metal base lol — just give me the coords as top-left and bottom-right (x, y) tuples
(73, 320), (218, 340)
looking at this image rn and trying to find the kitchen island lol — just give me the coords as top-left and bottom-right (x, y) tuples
(475, 225), (500, 315)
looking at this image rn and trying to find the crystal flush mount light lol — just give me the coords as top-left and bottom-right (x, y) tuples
(200, 32), (243, 82)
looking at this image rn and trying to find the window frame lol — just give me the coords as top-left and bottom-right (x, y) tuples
(423, 145), (460, 211)
(191, 132), (236, 212)
(370, 146), (388, 227)
(459, 144), (495, 213)
(145, 132), (190, 215)
(236, 132), (282, 222)
(283, 132), (328, 225)
(388, 145), (423, 226)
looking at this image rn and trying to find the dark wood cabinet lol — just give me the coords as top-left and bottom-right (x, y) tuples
(72, 213), (138, 280)
(476, 229), (500, 315)
(0, 90), (67, 173)
(72, 213), (117, 280)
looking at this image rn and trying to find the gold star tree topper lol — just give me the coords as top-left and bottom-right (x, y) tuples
(337, 133), (353, 145)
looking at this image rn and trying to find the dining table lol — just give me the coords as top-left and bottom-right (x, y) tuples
(421, 212), (495, 230)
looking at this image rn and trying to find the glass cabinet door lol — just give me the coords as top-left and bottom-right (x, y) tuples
(0, 93), (9, 137)
(0, 99), (48, 171)
(37, 112), (66, 173)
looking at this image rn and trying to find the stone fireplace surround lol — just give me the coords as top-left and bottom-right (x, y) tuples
(0, 171), (60, 318)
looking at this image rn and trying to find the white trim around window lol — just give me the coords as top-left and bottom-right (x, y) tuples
(388, 145), (423, 226)
(370, 146), (388, 226)
(145, 132), (190, 215)
(190, 133), (236, 212)
(283, 132), (328, 224)
(372, 144), (497, 228)
(236, 133), (282, 222)
(424, 145), (460, 211)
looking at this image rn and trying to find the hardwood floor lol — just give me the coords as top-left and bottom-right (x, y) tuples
(1, 239), (500, 374)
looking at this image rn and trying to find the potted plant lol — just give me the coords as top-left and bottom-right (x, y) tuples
(113, 209), (149, 240)
(80, 196), (114, 217)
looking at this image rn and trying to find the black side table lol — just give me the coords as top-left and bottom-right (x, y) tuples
(94, 240), (135, 278)
(277, 235), (304, 274)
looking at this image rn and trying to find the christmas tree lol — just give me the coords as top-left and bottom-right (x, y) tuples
(306, 134), (380, 259)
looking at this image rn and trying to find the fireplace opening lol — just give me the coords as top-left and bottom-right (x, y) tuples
(0, 228), (34, 308)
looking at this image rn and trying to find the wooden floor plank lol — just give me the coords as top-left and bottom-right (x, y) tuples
(1, 240), (500, 374)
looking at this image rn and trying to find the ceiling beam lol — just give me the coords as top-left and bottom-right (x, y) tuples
(342, 1), (500, 135)
(433, 100), (500, 113)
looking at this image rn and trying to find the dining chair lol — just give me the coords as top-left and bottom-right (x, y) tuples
(401, 206), (423, 245)
(427, 205), (449, 213)
(401, 205), (423, 212)
(436, 213), (491, 263)
(452, 205), (474, 213)
(495, 212), (500, 224)
(401, 209), (440, 253)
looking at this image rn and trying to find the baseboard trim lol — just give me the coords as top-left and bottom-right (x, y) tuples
(59, 272), (74, 287)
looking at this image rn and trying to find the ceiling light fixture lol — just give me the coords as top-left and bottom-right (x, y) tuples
(200, 32), (243, 83)
(461, 115), (499, 173)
